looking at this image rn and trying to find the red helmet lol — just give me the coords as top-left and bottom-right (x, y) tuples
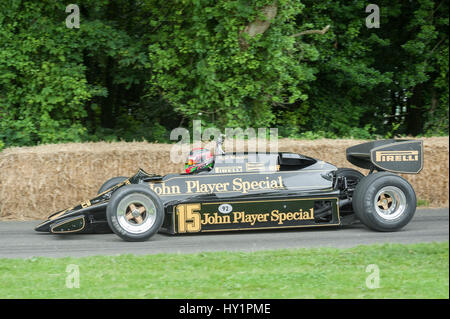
(185, 148), (214, 174)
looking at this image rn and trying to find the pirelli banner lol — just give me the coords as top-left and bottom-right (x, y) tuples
(168, 197), (340, 234)
(346, 139), (423, 174)
(370, 140), (423, 174)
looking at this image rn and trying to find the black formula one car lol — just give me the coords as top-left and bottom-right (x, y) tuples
(35, 138), (423, 241)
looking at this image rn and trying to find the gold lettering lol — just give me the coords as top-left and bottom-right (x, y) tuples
(233, 211), (244, 223)
(376, 152), (382, 162)
(81, 200), (91, 208)
(232, 178), (243, 192)
(270, 210), (279, 223)
(375, 151), (419, 162)
(176, 203), (201, 233)
(149, 182), (180, 195)
(215, 166), (243, 173)
(257, 213), (269, 223)
(201, 213), (231, 225)
(171, 185), (180, 194)
(186, 181), (197, 193)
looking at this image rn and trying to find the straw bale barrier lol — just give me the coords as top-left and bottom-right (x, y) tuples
(0, 137), (447, 220)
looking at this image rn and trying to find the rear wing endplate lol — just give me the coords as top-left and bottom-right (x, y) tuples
(346, 139), (423, 174)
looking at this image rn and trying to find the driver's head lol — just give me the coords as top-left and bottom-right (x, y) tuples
(185, 148), (214, 174)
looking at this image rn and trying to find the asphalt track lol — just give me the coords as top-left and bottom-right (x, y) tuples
(0, 208), (448, 258)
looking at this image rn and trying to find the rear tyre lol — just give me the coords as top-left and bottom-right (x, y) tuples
(106, 184), (164, 241)
(98, 176), (128, 194)
(352, 172), (416, 231)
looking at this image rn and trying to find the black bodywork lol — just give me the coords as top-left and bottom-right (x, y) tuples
(35, 139), (423, 235)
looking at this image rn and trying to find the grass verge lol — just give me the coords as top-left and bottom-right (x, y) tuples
(417, 199), (431, 207)
(0, 242), (448, 298)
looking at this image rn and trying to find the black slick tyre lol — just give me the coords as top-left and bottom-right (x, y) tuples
(352, 172), (416, 231)
(106, 184), (164, 241)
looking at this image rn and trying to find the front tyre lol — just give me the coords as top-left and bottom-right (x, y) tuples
(106, 184), (164, 241)
(352, 172), (416, 231)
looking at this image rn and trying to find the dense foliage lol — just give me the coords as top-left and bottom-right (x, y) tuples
(0, 0), (448, 149)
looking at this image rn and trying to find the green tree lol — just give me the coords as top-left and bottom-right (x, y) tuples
(0, 0), (170, 146)
(145, 0), (321, 130)
(296, 0), (448, 137)
(0, 0), (448, 149)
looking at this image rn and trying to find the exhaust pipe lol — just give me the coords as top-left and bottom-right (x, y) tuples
(339, 199), (352, 207)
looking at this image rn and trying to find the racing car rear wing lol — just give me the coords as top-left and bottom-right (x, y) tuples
(346, 139), (423, 174)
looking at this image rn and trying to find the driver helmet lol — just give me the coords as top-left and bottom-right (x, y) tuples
(185, 148), (214, 174)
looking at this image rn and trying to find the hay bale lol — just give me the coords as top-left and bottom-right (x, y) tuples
(0, 137), (447, 220)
